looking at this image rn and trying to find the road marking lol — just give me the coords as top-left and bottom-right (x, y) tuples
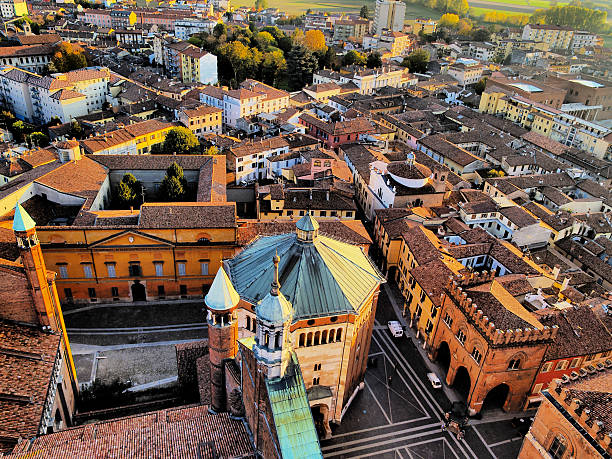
(373, 329), (478, 459)
(321, 422), (441, 452)
(325, 432), (465, 458)
(488, 436), (523, 447)
(365, 380), (392, 425)
(330, 416), (431, 439)
(472, 425), (497, 458)
(366, 371), (428, 417)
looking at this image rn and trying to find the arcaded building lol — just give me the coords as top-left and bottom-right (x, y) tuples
(226, 214), (385, 436)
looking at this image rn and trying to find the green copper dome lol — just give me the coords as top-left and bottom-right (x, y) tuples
(296, 213), (319, 232)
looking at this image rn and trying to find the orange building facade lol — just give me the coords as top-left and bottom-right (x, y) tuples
(37, 203), (238, 304)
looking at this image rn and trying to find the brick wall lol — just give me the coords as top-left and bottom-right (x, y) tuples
(0, 267), (38, 324)
(175, 340), (209, 403)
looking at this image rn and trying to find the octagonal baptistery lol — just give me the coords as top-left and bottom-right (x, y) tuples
(225, 214), (385, 425)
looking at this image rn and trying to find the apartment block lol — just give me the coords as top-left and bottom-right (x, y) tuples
(373, 0), (406, 35)
(521, 24), (574, 50)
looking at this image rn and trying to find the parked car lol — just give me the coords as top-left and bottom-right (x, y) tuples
(387, 320), (403, 337)
(427, 372), (442, 389)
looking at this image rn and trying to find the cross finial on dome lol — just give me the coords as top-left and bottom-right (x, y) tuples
(270, 251), (280, 296)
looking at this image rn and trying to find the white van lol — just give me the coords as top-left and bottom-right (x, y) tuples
(387, 321), (403, 337)
(427, 372), (442, 389)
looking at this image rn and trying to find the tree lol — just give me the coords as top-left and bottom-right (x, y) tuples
(51, 42), (87, 72)
(205, 145), (220, 155)
(438, 13), (459, 28)
(29, 132), (49, 147)
(457, 18), (473, 36)
(366, 52), (382, 68)
(213, 22), (227, 39)
(471, 28), (490, 41)
(286, 43), (319, 90)
(359, 5), (369, 18)
(260, 50), (286, 86)
(115, 173), (142, 208)
(11, 120), (27, 142)
(255, 0), (267, 10)
(161, 127), (199, 154)
(401, 49), (430, 73)
(255, 31), (276, 49)
(474, 77), (488, 95)
(342, 50), (366, 66)
(158, 162), (188, 201)
(304, 30), (327, 53)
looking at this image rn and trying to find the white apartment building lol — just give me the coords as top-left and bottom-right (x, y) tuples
(570, 31), (599, 50)
(373, 0), (406, 35)
(199, 79), (289, 128)
(0, 45), (52, 74)
(521, 24), (573, 50)
(447, 59), (484, 86)
(231, 136), (290, 183)
(174, 18), (218, 40)
(0, 66), (111, 124)
(551, 112), (612, 159)
(313, 66), (414, 95)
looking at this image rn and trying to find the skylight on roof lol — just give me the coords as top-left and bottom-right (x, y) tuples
(508, 83), (543, 93)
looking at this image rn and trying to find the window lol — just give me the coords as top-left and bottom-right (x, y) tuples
(106, 263), (116, 278)
(570, 358), (580, 368)
(425, 320), (433, 335)
(456, 330), (466, 345)
(314, 363), (321, 371)
(541, 362), (553, 373)
(533, 383), (543, 394)
(128, 263), (141, 277)
(177, 262), (186, 276)
(88, 287), (96, 299)
(508, 359), (521, 370)
(420, 291), (426, 303)
(154, 262), (164, 277)
(471, 348), (482, 364)
(64, 288), (73, 300)
(548, 435), (567, 459)
(158, 285), (165, 298)
(555, 360), (568, 371)
(200, 262), (209, 276)
(111, 286), (119, 298)
(58, 265), (68, 279)
(299, 333), (305, 347)
(313, 377), (320, 385)
(431, 304), (438, 319)
(83, 264), (93, 278)
(180, 285), (187, 297)
(443, 313), (453, 328)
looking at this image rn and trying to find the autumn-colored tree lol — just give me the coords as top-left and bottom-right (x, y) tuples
(304, 30), (327, 53)
(438, 13), (459, 28)
(51, 42), (87, 72)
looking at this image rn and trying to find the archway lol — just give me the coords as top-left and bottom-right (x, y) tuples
(482, 383), (510, 412)
(435, 341), (451, 375)
(453, 366), (471, 400)
(311, 404), (332, 439)
(131, 280), (146, 302)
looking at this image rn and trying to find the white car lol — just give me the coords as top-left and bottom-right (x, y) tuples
(387, 321), (403, 337)
(427, 372), (442, 389)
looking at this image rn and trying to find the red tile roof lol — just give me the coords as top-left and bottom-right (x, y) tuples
(7, 405), (256, 458)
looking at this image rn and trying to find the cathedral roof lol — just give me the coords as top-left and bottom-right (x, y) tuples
(226, 233), (384, 321)
(256, 255), (294, 324)
(265, 353), (322, 459)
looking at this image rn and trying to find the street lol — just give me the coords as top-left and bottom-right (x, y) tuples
(319, 286), (526, 459)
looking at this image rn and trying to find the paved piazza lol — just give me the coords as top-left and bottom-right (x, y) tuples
(321, 319), (525, 458)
